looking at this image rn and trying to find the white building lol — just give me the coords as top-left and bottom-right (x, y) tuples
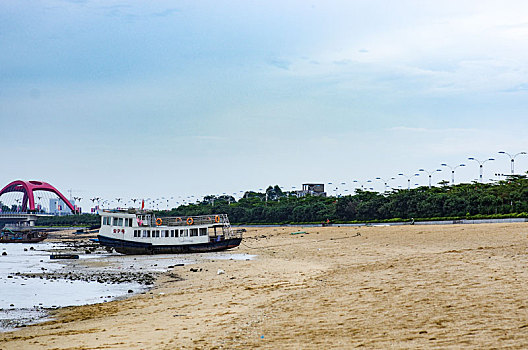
(49, 198), (74, 215)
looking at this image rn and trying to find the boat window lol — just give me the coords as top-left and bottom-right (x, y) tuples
(142, 230), (147, 237)
(146, 230), (151, 237)
(170, 230), (175, 237)
(190, 228), (198, 237)
(113, 217), (123, 226)
(199, 228), (207, 236)
(180, 229), (188, 237)
(125, 218), (133, 227)
(165, 230), (169, 237)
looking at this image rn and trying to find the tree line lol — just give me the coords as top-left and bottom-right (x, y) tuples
(31, 175), (528, 226)
(165, 176), (528, 224)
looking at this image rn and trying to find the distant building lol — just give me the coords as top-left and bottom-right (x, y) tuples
(49, 198), (74, 215)
(296, 183), (327, 197)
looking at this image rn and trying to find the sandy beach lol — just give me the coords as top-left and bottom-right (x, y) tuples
(1, 222), (528, 349)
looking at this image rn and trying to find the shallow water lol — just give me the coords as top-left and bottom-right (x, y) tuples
(0, 242), (255, 332)
(0, 243), (146, 331)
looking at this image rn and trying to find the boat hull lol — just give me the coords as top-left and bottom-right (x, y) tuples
(0, 233), (47, 243)
(97, 235), (242, 255)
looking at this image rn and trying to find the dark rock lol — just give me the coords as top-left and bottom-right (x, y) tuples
(2, 252), (7, 256)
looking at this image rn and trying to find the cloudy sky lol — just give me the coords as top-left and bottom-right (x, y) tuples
(1, 0), (528, 209)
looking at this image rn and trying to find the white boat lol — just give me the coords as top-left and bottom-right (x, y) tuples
(97, 209), (243, 255)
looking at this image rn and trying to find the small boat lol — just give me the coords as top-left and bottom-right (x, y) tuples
(0, 227), (48, 243)
(96, 209), (243, 255)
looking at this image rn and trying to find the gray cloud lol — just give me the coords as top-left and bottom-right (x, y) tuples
(268, 58), (291, 70)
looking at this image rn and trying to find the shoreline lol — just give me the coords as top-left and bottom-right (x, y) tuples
(2, 223), (528, 349)
(0, 236), (157, 332)
(0, 232), (254, 334)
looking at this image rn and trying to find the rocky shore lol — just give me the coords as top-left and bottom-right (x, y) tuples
(0, 233), (176, 332)
(12, 270), (158, 285)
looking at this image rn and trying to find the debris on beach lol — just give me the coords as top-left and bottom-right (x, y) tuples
(17, 270), (157, 285)
(50, 254), (79, 260)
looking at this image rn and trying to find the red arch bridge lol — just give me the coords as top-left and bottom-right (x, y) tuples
(0, 180), (79, 228)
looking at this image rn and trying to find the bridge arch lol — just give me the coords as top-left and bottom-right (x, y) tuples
(0, 180), (76, 213)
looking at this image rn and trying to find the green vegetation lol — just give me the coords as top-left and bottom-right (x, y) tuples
(36, 214), (100, 227)
(33, 176), (528, 226)
(163, 177), (528, 224)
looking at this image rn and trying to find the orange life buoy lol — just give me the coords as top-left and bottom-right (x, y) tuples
(187, 217), (194, 225)
(176, 217), (182, 222)
(156, 218), (162, 226)
(214, 215), (220, 223)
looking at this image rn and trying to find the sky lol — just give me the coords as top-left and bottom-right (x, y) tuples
(1, 0), (528, 210)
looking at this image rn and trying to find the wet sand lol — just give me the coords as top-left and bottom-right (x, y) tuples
(1, 223), (528, 349)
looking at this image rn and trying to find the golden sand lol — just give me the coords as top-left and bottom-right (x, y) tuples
(2, 223), (528, 349)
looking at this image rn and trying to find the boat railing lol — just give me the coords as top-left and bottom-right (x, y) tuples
(154, 214), (230, 227)
(151, 214), (242, 239)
